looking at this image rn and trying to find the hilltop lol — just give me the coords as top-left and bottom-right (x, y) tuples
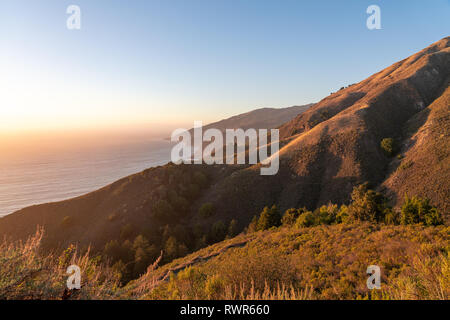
(186, 104), (313, 136)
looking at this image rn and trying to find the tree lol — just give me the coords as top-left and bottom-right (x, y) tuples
(210, 220), (227, 242)
(227, 219), (238, 238)
(282, 208), (300, 226)
(164, 236), (179, 261)
(295, 210), (316, 228)
(132, 235), (158, 276)
(381, 138), (396, 156)
(257, 205), (281, 230)
(316, 203), (339, 225)
(400, 195), (442, 226)
(246, 215), (259, 233)
(198, 203), (215, 218)
(282, 207), (310, 226)
(104, 240), (121, 262)
(336, 205), (349, 224)
(347, 184), (390, 223)
(152, 199), (174, 223)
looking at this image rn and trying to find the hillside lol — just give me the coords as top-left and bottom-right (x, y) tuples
(0, 37), (448, 284)
(2, 222), (448, 300)
(187, 104), (313, 136)
(128, 222), (449, 300)
(381, 86), (450, 215)
(189, 36), (450, 229)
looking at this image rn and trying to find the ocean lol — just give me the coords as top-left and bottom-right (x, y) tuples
(0, 138), (173, 217)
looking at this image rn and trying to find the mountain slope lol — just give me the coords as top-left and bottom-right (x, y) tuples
(193, 36), (450, 229)
(128, 223), (449, 300)
(381, 85), (450, 215)
(187, 104), (313, 135)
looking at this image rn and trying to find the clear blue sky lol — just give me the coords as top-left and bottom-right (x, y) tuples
(1, 0), (449, 133)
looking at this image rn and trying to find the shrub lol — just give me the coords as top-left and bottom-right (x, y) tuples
(381, 138), (396, 156)
(246, 215), (259, 233)
(0, 228), (120, 299)
(335, 205), (349, 224)
(316, 203), (339, 225)
(167, 266), (206, 299)
(295, 210), (316, 228)
(282, 208), (308, 226)
(227, 219), (238, 238)
(152, 200), (174, 222)
(257, 206), (281, 230)
(347, 184), (391, 223)
(210, 220), (227, 243)
(400, 195), (443, 226)
(164, 236), (179, 261)
(205, 275), (225, 299)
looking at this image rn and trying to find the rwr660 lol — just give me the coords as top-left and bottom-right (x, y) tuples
(225, 304), (270, 315)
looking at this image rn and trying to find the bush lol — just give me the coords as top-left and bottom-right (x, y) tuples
(227, 219), (238, 238)
(381, 138), (396, 156)
(316, 203), (339, 225)
(335, 205), (349, 224)
(400, 195), (443, 226)
(210, 220), (227, 243)
(257, 206), (281, 230)
(205, 275), (225, 299)
(347, 184), (391, 223)
(246, 215), (259, 233)
(282, 208), (308, 226)
(0, 228), (120, 299)
(295, 210), (316, 228)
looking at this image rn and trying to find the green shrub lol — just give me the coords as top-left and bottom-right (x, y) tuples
(227, 219), (239, 238)
(347, 184), (391, 223)
(246, 215), (259, 233)
(205, 274), (225, 299)
(210, 220), (227, 242)
(257, 205), (281, 230)
(400, 195), (443, 226)
(381, 138), (396, 156)
(282, 208), (307, 226)
(295, 210), (316, 228)
(336, 205), (349, 224)
(316, 203), (339, 225)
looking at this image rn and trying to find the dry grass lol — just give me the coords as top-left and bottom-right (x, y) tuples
(0, 227), (121, 300)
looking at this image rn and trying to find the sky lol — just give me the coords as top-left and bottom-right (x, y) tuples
(0, 0), (449, 135)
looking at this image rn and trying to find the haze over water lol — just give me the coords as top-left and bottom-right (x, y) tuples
(0, 132), (173, 217)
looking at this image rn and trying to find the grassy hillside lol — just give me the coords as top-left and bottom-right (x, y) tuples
(381, 85), (450, 216)
(186, 104), (313, 137)
(1, 222), (448, 300)
(131, 223), (449, 300)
